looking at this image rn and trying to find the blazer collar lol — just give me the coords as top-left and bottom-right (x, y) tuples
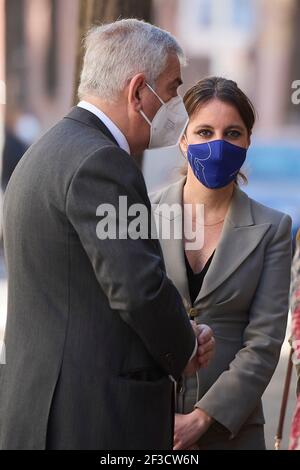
(154, 176), (254, 227)
(64, 106), (119, 147)
(154, 177), (271, 306)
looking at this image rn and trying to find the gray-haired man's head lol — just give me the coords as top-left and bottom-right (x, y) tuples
(78, 18), (185, 101)
(78, 19), (186, 155)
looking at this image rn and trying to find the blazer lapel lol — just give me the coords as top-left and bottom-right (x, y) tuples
(153, 177), (191, 308)
(195, 187), (271, 302)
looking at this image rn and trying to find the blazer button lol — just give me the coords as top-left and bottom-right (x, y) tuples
(189, 307), (198, 318)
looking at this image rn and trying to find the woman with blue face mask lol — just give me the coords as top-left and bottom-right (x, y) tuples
(150, 77), (292, 450)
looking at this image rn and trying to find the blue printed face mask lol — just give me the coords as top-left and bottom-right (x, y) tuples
(186, 139), (247, 189)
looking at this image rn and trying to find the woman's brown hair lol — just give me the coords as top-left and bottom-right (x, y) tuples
(181, 76), (257, 185)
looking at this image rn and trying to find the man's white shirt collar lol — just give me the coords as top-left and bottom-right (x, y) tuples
(77, 101), (130, 155)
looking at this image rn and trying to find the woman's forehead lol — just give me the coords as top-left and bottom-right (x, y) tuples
(189, 99), (245, 126)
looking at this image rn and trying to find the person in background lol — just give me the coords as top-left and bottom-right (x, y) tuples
(1, 127), (27, 192)
(289, 229), (300, 450)
(150, 77), (292, 450)
(1, 111), (40, 191)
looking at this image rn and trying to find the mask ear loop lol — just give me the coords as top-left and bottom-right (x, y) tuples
(139, 82), (165, 126)
(140, 109), (152, 126)
(145, 83), (165, 105)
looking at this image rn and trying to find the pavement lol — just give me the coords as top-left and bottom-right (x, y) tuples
(0, 253), (297, 450)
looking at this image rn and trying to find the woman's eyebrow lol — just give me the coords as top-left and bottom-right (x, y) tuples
(193, 124), (214, 129)
(224, 124), (245, 131)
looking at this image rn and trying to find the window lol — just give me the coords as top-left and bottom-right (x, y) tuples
(197, 0), (213, 27)
(231, 0), (254, 30)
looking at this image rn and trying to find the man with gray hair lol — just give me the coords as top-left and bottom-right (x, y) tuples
(0, 19), (214, 450)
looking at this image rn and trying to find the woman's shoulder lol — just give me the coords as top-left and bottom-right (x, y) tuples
(148, 177), (186, 205)
(242, 188), (292, 227)
(149, 182), (292, 232)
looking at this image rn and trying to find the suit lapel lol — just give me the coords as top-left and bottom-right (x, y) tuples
(154, 178), (272, 306)
(153, 178), (191, 308)
(195, 186), (271, 302)
(196, 220), (271, 302)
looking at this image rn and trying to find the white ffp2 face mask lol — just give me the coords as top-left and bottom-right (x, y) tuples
(140, 83), (189, 149)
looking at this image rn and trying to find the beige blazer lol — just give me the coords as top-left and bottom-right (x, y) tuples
(150, 177), (292, 438)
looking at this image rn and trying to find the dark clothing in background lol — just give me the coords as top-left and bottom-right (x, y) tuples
(1, 129), (27, 191)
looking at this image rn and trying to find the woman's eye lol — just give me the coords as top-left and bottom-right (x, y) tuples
(197, 129), (212, 137)
(226, 130), (241, 138)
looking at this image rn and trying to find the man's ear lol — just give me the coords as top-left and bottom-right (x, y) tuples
(127, 74), (147, 112)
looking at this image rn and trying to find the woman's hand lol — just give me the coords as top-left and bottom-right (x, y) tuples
(173, 408), (213, 450)
(184, 323), (215, 376)
(195, 324), (215, 367)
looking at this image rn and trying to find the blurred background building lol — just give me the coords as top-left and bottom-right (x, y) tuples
(146, 0), (300, 238)
(2, 0), (300, 229)
(0, 0), (299, 449)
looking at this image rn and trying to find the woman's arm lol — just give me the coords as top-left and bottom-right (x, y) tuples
(289, 231), (300, 449)
(290, 231), (300, 392)
(194, 214), (292, 437)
